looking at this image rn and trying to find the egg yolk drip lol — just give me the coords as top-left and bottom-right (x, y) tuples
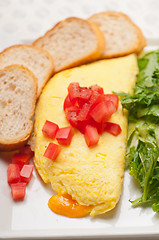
(48, 193), (92, 218)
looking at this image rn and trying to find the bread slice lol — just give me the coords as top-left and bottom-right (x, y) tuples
(33, 17), (105, 73)
(0, 45), (54, 97)
(0, 65), (37, 151)
(89, 11), (146, 58)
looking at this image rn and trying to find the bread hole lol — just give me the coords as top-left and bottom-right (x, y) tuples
(16, 88), (24, 95)
(0, 100), (7, 108)
(9, 83), (16, 91)
(0, 73), (5, 78)
(40, 63), (44, 68)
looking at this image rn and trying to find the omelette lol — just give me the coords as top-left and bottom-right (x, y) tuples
(33, 54), (138, 217)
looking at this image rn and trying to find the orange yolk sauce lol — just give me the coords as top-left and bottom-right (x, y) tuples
(48, 193), (93, 218)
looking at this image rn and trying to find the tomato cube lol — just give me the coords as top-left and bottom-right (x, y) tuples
(68, 82), (80, 100)
(103, 94), (119, 110)
(77, 103), (91, 122)
(66, 110), (78, 128)
(84, 125), (99, 147)
(19, 144), (34, 157)
(56, 126), (74, 145)
(7, 164), (20, 184)
(89, 85), (104, 94)
(42, 120), (59, 139)
(44, 143), (61, 161)
(77, 87), (92, 101)
(68, 82), (92, 101)
(20, 165), (34, 183)
(11, 183), (26, 201)
(104, 101), (117, 119)
(90, 102), (108, 123)
(12, 153), (31, 170)
(104, 122), (122, 136)
(63, 94), (73, 110)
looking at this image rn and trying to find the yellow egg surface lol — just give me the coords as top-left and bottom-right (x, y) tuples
(34, 54), (138, 216)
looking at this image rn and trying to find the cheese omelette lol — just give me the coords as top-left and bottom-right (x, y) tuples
(33, 54), (138, 216)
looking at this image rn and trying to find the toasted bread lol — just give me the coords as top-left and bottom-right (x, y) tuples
(0, 45), (54, 97)
(89, 11), (146, 58)
(0, 65), (37, 151)
(33, 17), (105, 72)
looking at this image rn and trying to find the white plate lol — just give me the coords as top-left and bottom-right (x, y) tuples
(0, 39), (159, 240)
(0, 1), (159, 239)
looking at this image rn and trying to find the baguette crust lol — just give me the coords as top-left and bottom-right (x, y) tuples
(33, 17), (105, 73)
(0, 45), (54, 97)
(0, 65), (37, 151)
(89, 11), (145, 58)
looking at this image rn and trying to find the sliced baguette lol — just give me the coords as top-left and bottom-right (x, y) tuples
(33, 17), (105, 73)
(89, 11), (146, 58)
(0, 65), (37, 151)
(0, 45), (54, 97)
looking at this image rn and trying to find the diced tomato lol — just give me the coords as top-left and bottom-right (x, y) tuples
(42, 120), (59, 139)
(89, 102), (108, 123)
(91, 120), (105, 134)
(12, 153), (31, 170)
(77, 87), (92, 101)
(104, 122), (122, 136)
(19, 144), (34, 158)
(103, 94), (119, 110)
(89, 85), (104, 94)
(44, 143), (61, 161)
(68, 82), (80, 100)
(65, 105), (79, 113)
(68, 82), (92, 101)
(77, 103), (91, 122)
(7, 164), (20, 184)
(84, 125), (99, 147)
(20, 165), (34, 183)
(11, 183), (26, 201)
(63, 94), (73, 110)
(66, 111), (78, 128)
(64, 82), (121, 144)
(56, 126), (74, 145)
(104, 101), (117, 119)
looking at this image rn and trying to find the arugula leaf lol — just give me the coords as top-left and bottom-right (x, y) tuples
(118, 50), (159, 212)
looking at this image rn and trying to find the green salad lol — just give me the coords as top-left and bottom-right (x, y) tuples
(118, 50), (159, 212)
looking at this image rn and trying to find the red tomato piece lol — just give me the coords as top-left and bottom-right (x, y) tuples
(68, 82), (80, 100)
(19, 144), (34, 157)
(68, 82), (92, 101)
(63, 94), (73, 110)
(103, 94), (119, 110)
(77, 103), (91, 122)
(44, 143), (61, 161)
(56, 126), (74, 145)
(89, 102), (108, 123)
(7, 164), (20, 184)
(12, 153), (31, 170)
(77, 87), (92, 101)
(104, 122), (122, 136)
(89, 85), (104, 94)
(42, 120), (59, 139)
(11, 182), (26, 201)
(89, 92), (104, 108)
(20, 165), (34, 183)
(66, 111), (78, 128)
(104, 101), (117, 119)
(84, 125), (100, 147)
